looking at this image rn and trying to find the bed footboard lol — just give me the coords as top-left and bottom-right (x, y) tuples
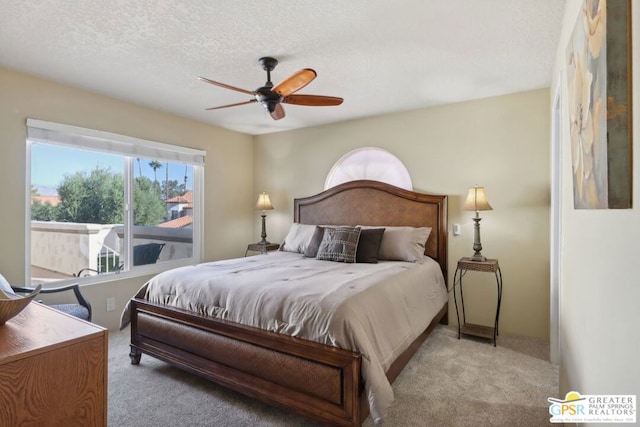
(129, 298), (362, 426)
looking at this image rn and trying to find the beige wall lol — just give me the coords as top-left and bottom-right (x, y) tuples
(551, 2), (640, 402)
(0, 65), (554, 340)
(255, 89), (551, 339)
(0, 67), (254, 329)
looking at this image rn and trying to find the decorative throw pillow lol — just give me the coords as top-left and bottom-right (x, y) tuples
(303, 226), (326, 258)
(316, 227), (361, 263)
(358, 225), (431, 262)
(280, 223), (318, 254)
(356, 228), (385, 263)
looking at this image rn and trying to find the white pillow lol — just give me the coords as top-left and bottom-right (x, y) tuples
(358, 225), (431, 262)
(280, 223), (318, 254)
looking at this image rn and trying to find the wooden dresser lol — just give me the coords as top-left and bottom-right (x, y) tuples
(0, 302), (107, 426)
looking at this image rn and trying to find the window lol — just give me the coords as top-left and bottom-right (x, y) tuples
(324, 147), (413, 190)
(27, 119), (205, 285)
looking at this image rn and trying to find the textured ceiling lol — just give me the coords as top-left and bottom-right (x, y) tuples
(0, 0), (566, 135)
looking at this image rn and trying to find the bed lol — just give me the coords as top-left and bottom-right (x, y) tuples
(125, 179), (448, 426)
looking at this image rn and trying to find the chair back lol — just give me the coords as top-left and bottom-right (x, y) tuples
(133, 243), (165, 266)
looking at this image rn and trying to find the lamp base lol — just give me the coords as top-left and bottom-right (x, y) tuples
(259, 213), (270, 245)
(469, 254), (487, 262)
(470, 214), (486, 262)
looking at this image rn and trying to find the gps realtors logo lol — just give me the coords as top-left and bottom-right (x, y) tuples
(548, 391), (636, 423)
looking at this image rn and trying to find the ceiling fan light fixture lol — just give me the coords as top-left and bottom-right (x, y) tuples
(254, 87), (282, 113)
(266, 102), (279, 113)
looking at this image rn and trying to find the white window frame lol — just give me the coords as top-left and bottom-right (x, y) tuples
(25, 118), (205, 286)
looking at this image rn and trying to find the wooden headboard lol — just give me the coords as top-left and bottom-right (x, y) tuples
(294, 180), (448, 281)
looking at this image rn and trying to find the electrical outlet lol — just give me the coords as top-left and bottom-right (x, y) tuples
(106, 297), (116, 312)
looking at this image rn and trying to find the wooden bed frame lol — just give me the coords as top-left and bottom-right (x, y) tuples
(129, 180), (448, 426)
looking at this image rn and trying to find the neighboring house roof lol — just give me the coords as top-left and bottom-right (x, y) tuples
(158, 215), (193, 228)
(165, 190), (192, 204)
(32, 195), (61, 206)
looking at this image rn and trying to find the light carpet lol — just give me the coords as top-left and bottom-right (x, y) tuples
(108, 325), (558, 426)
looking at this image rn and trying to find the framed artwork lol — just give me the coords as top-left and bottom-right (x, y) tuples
(566, 0), (632, 209)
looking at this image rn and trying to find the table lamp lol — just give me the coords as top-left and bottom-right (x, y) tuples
(256, 192), (274, 244)
(462, 186), (492, 262)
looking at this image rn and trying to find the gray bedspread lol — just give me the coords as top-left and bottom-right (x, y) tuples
(121, 251), (447, 422)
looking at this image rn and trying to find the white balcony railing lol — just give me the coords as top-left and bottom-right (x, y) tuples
(30, 221), (192, 281)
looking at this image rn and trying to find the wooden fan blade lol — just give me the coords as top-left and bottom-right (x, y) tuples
(270, 103), (285, 120)
(205, 99), (257, 110)
(198, 76), (255, 95)
(272, 69), (317, 97)
(282, 94), (344, 106)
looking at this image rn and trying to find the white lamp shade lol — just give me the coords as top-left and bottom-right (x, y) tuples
(256, 193), (274, 210)
(463, 187), (493, 211)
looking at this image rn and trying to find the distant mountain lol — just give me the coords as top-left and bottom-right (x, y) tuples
(33, 184), (58, 196)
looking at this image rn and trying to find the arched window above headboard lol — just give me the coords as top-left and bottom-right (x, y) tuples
(324, 147), (413, 190)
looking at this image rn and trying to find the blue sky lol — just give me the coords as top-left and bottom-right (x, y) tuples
(31, 144), (193, 195)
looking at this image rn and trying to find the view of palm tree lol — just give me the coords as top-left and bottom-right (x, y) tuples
(149, 160), (163, 183)
(29, 142), (197, 284)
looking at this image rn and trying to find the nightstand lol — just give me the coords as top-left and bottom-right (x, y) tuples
(245, 242), (280, 256)
(0, 303), (107, 425)
(453, 257), (503, 346)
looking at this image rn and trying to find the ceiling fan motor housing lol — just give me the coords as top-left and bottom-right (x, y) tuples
(254, 86), (281, 113)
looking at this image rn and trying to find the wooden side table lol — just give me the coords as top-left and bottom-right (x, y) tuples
(453, 257), (503, 346)
(245, 242), (280, 256)
(0, 302), (108, 426)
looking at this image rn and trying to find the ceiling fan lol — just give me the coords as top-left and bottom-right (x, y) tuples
(199, 57), (343, 120)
